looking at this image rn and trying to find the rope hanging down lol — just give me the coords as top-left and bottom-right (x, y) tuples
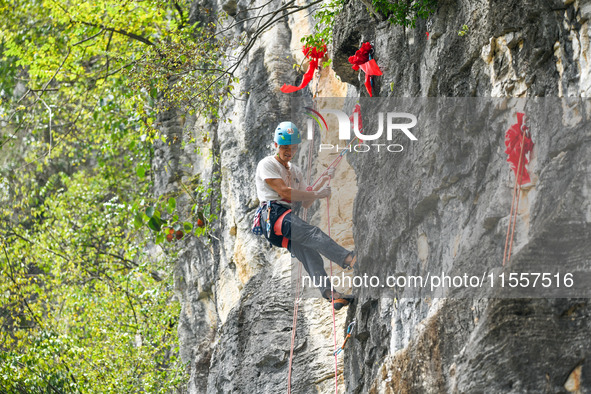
(287, 74), (321, 394)
(325, 173), (339, 393)
(287, 103), (363, 394)
(502, 113), (534, 266)
(315, 107), (363, 393)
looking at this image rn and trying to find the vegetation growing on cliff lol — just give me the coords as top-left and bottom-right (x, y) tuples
(0, 0), (214, 390)
(372, 0), (437, 28)
(302, 0), (438, 53)
(0, 0), (329, 390)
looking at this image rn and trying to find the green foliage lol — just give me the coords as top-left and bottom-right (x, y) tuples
(301, 0), (437, 67)
(136, 169), (221, 244)
(300, 0), (344, 51)
(0, 0), (231, 391)
(458, 24), (469, 36)
(0, 117), (186, 391)
(0, 0), (237, 143)
(371, 0), (437, 28)
(0, 0), (323, 388)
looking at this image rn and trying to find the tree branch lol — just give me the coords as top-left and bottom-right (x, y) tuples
(171, 0), (185, 29)
(78, 20), (155, 46)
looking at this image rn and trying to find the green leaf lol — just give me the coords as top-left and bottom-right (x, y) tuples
(136, 165), (145, 178)
(155, 233), (165, 244)
(167, 198), (176, 214)
(146, 206), (155, 218)
(183, 222), (193, 232)
(147, 217), (162, 232)
(134, 212), (144, 229)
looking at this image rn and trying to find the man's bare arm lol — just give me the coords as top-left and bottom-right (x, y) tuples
(265, 178), (330, 203)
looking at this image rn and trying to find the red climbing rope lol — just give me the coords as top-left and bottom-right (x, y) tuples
(287, 103), (361, 394)
(326, 177), (339, 393)
(287, 76), (322, 393)
(287, 262), (302, 394)
(287, 129), (313, 394)
(503, 134), (526, 266)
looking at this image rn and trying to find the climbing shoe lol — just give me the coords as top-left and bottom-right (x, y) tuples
(344, 251), (356, 270)
(325, 291), (355, 310)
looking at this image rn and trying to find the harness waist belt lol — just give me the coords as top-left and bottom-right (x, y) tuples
(274, 209), (292, 236)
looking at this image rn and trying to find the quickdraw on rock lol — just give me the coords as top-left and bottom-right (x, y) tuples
(281, 44), (327, 93)
(334, 320), (356, 356)
(348, 42), (382, 97)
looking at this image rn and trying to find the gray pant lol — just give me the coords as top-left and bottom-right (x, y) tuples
(261, 203), (351, 297)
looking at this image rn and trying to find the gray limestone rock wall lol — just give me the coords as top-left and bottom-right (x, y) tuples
(333, 0), (591, 392)
(151, 0), (591, 392)
(342, 97), (591, 392)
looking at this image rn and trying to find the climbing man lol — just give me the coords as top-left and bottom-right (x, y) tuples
(254, 121), (356, 309)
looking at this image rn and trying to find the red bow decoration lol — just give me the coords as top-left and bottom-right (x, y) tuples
(280, 44), (327, 93)
(505, 112), (534, 184)
(348, 42), (382, 97)
(349, 104), (364, 143)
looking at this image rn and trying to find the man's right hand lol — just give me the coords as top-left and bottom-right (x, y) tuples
(315, 187), (331, 199)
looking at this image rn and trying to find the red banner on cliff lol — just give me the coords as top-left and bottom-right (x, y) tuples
(281, 45), (327, 94)
(505, 112), (534, 184)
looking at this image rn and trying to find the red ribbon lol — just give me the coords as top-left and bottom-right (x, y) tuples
(348, 42), (382, 97)
(281, 44), (327, 93)
(505, 112), (534, 185)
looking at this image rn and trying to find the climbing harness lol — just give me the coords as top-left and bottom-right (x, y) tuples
(502, 113), (534, 265)
(266, 203), (271, 235)
(253, 201), (292, 249)
(334, 320), (356, 356)
(274, 206), (292, 249)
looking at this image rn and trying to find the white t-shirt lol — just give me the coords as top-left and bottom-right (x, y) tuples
(255, 155), (307, 207)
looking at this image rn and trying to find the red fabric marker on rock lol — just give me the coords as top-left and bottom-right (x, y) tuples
(505, 112), (534, 184)
(348, 42), (382, 97)
(281, 44), (327, 93)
